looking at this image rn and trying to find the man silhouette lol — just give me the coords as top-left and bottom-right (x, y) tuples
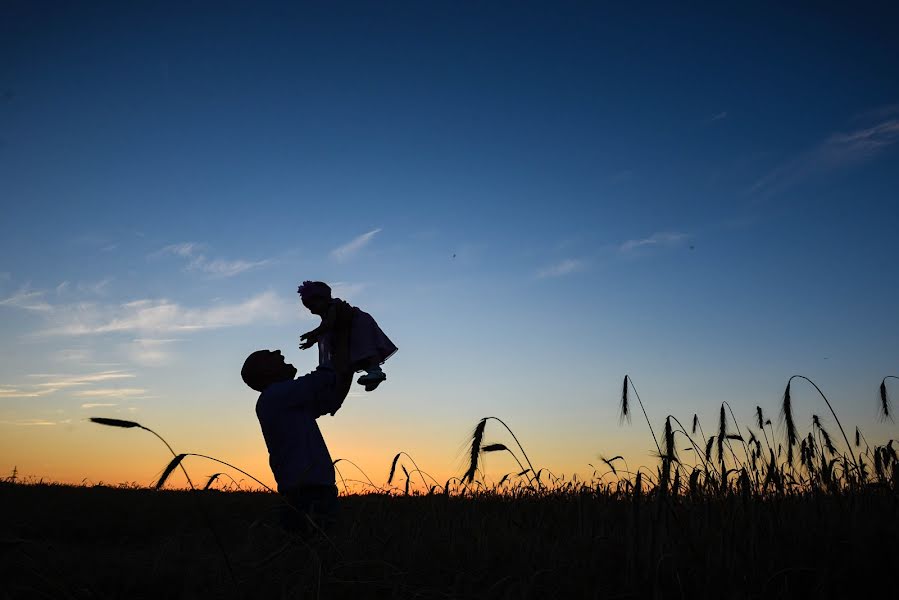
(241, 348), (352, 531)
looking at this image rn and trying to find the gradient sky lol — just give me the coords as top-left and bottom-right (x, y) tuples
(2, 2), (898, 490)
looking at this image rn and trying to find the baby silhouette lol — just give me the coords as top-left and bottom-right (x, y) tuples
(298, 281), (397, 392)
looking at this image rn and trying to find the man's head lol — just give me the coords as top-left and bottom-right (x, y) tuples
(298, 280), (331, 316)
(241, 350), (297, 392)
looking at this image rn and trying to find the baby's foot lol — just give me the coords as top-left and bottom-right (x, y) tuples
(357, 370), (386, 392)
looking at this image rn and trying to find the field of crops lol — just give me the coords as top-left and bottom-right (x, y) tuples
(2, 375), (898, 598)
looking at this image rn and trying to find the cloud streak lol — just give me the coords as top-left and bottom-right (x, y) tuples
(29, 371), (135, 390)
(35, 291), (295, 336)
(0, 371), (138, 399)
(619, 232), (688, 254)
(0, 287), (52, 312)
(127, 338), (180, 366)
(0, 418), (60, 426)
(73, 388), (147, 398)
(0, 387), (56, 398)
(751, 112), (899, 198)
(155, 243), (270, 278)
(537, 259), (585, 278)
(331, 229), (382, 262)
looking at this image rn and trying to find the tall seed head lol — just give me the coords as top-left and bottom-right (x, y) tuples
(387, 452), (401, 485)
(663, 417), (677, 462)
(481, 443), (508, 452)
(879, 379), (893, 423)
(717, 404), (727, 462)
(155, 454), (187, 489)
(463, 418), (487, 483)
(89, 417), (142, 429)
(619, 375), (630, 423)
(782, 380), (797, 450)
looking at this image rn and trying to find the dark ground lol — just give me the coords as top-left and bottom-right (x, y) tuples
(2, 482), (897, 599)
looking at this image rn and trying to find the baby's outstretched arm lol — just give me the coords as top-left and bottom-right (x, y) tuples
(299, 303), (339, 350)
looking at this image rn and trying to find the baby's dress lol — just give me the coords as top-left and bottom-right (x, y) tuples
(317, 299), (398, 371)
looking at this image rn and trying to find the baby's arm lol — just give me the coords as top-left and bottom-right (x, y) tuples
(299, 303), (339, 349)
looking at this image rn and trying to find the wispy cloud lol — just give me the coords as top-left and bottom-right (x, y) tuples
(0, 418), (59, 426)
(73, 388), (147, 398)
(537, 258), (585, 278)
(851, 103), (899, 122)
(55, 279), (112, 297)
(52, 348), (94, 363)
(127, 338), (179, 367)
(751, 110), (899, 197)
(709, 111), (728, 122)
(29, 371), (135, 390)
(619, 232), (688, 254)
(331, 229), (382, 262)
(80, 402), (118, 409)
(0, 371), (137, 398)
(0, 387), (57, 398)
(0, 286), (52, 312)
(36, 291), (295, 336)
(155, 242), (270, 278)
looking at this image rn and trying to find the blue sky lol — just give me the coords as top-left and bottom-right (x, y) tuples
(1, 2), (897, 486)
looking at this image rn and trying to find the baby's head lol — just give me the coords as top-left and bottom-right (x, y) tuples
(297, 280), (331, 315)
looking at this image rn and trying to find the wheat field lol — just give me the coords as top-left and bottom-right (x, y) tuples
(2, 375), (898, 598)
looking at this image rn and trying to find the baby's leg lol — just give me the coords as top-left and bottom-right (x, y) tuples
(356, 356), (386, 391)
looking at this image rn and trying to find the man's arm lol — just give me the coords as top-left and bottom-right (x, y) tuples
(328, 308), (353, 412)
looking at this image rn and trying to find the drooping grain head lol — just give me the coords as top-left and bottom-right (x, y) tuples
(155, 453), (187, 489)
(879, 379), (893, 423)
(817, 421), (837, 456)
(600, 455), (621, 475)
(704, 436), (714, 462)
(481, 443), (509, 452)
(782, 380), (797, 450)
(463, 418), (487, 483)
(747, 429), (757, 448)
(619, 375), (630, 423)
(717, 404), (727, 462)
(89, 417), (142, 429)
(387, 452), (401, 485)
(663, 417), (677, 462)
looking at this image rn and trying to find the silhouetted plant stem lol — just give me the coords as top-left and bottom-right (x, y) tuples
(880, 376), (898, 422)
(466, 417), (541, 488)
(332, 458), (383, 492)
(621, 375), (662, 457)
(88, 418), (238, 595)
(788, 375), (859, 473)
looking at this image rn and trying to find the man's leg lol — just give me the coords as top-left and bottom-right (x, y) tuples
(277, 373), (339, 534)
(280, 484), (339, 534)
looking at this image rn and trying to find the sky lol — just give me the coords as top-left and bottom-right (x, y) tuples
(1, 1), (898, 490)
